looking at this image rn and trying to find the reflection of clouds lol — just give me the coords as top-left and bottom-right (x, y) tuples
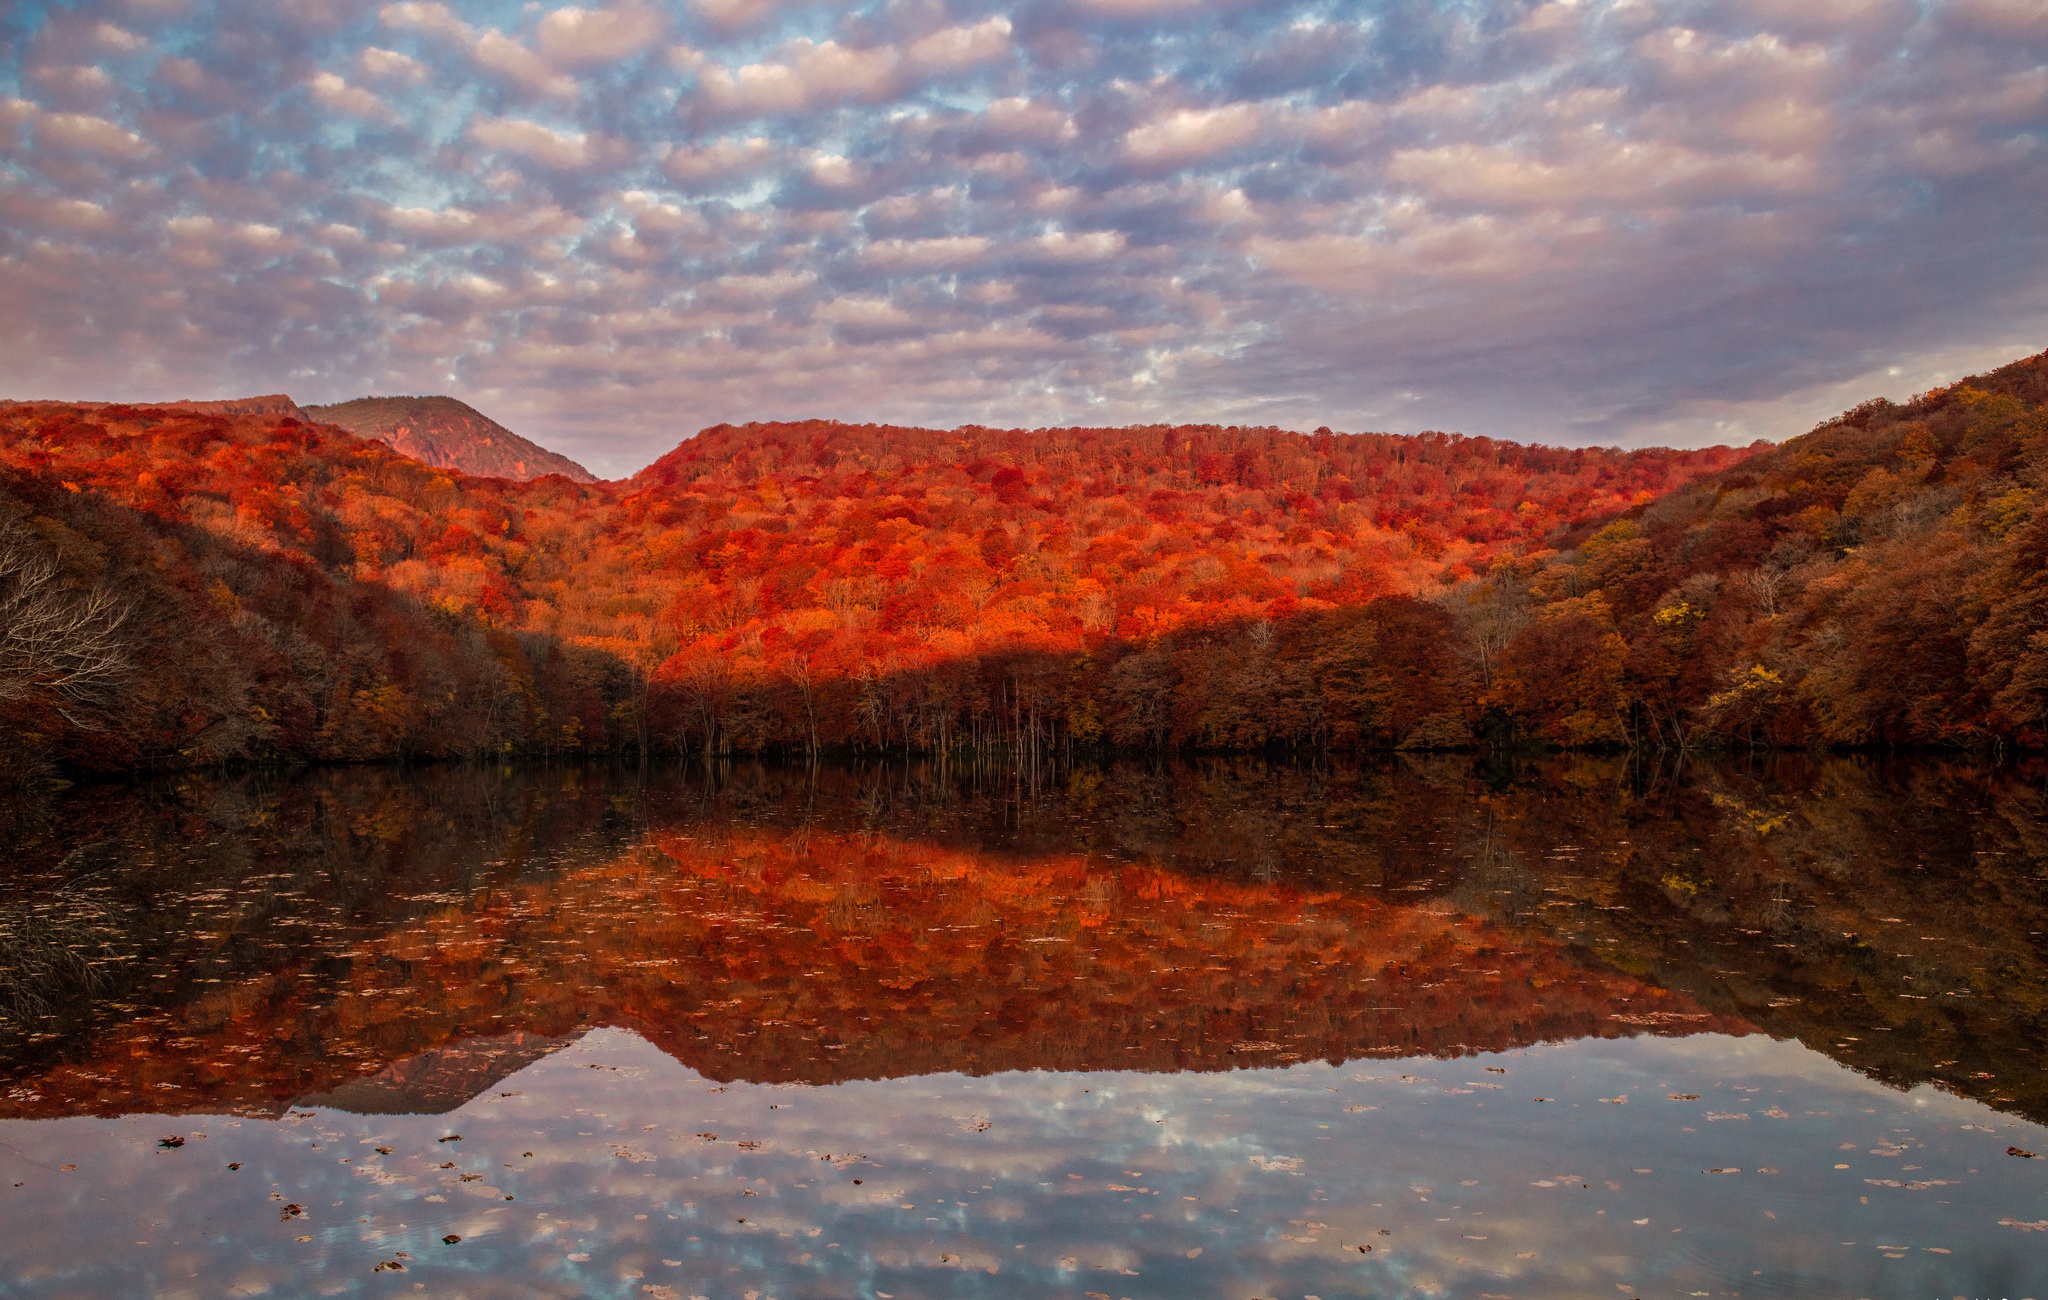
(4, 1030), (2046, 1296)
(0, 2), (2044, 471)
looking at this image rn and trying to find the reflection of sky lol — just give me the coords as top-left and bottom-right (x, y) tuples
(4, 2), (2048, 471)
(4, 1028), (2044, 1298)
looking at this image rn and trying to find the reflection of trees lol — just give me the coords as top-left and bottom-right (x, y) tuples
(0, 850), (128, 1049)
(0, 754), (2043, 1122)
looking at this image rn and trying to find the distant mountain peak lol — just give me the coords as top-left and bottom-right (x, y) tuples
(303, 394), (597, 483)
(161, 393), (309, 419)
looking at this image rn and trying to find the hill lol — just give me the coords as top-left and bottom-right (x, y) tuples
(619, 420), (1745, 750)
(303, 395), (597, 484)
(0, 400), (634, 784)
(1480, 347), (2048, 747)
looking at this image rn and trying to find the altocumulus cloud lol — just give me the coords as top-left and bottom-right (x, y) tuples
(0, 0), (2044, 474)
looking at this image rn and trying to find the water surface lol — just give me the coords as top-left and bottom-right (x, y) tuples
(1, 757), (2044, 1298)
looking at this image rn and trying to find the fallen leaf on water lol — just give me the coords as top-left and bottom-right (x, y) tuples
(439, 1135), (461, 1143)
(2009, 1147), (2038, 1159)
(226, 1162), (242, 1171)
(280, 1204), (304, 1220)
(158, 1137), (185, 1149)
(374, 1147), (392, 1155)
(443, 1235), (461, 1245)
(1668, 1094), (1700, 1101)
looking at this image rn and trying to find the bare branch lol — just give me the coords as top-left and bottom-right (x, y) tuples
(0, 513), (133, 726)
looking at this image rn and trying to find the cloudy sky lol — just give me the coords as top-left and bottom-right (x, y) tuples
(1, 0), (2044, 474)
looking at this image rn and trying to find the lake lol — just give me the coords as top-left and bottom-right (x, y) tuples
(1, 755), (2044, 1299)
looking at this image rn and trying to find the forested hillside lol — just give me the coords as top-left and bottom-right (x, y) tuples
(0, 404), (635, 787)
(6, 349), (2048, 772)
(1489, 348), (2048, 747)
(622, 420), (1743, 752)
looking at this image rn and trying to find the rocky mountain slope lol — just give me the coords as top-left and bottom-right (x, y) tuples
(304, 395), (596, 483)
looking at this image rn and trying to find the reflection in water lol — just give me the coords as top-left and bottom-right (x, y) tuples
(1, 756), (2046, 1297)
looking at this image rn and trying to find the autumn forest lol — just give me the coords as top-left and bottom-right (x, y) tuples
(5, 349), (2048, 783)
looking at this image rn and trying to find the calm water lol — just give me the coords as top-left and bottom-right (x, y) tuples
(0, 756), (2044, 1299)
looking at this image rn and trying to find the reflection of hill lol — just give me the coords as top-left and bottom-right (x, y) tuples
(0, 818), (1740, 1118)
(0, 755), (2042, 1122)
(295, 1031), (579, 1115)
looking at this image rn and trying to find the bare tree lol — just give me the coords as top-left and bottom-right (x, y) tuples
(0, 514), (131, 726)
(784, 654), (819, 757)
(1745, 567), (1783, 618)
(1446, 564), (1530, 690)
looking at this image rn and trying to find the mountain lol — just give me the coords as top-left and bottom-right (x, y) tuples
(160, 393), (308, 419)
(302, 394), (597, 483)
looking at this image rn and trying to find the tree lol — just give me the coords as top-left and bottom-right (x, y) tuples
(0, 511), (130, 727)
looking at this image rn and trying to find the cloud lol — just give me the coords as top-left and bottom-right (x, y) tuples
(660, 134), (779, 184)
(982, 97), (1078, 143)
(1031, 229), (1127, 260)
(693, 0), (778, 30)
(535, 4), (665, 68)
(472, 29), (580, 97)
(906, 16), (1012, 73)
(468, 115), (601, 168)
(380, 2), (577, 96)
(90, 21), (148, 52)
(308, 71), (395, 121)
(33, 108), (152, 159)
(358, 47), (428, 82)
(860, 235), (992, 269)
(697, 38), (901, 115)
(694, 18), (1009, 119)
(1383, 138), (1814, 209)
(1123, 102), (1264, 167)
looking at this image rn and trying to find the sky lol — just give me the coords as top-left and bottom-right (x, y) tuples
(1, 0), (2044, 476)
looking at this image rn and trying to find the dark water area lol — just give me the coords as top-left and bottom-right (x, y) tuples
(0, 755), (2045, 1299)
